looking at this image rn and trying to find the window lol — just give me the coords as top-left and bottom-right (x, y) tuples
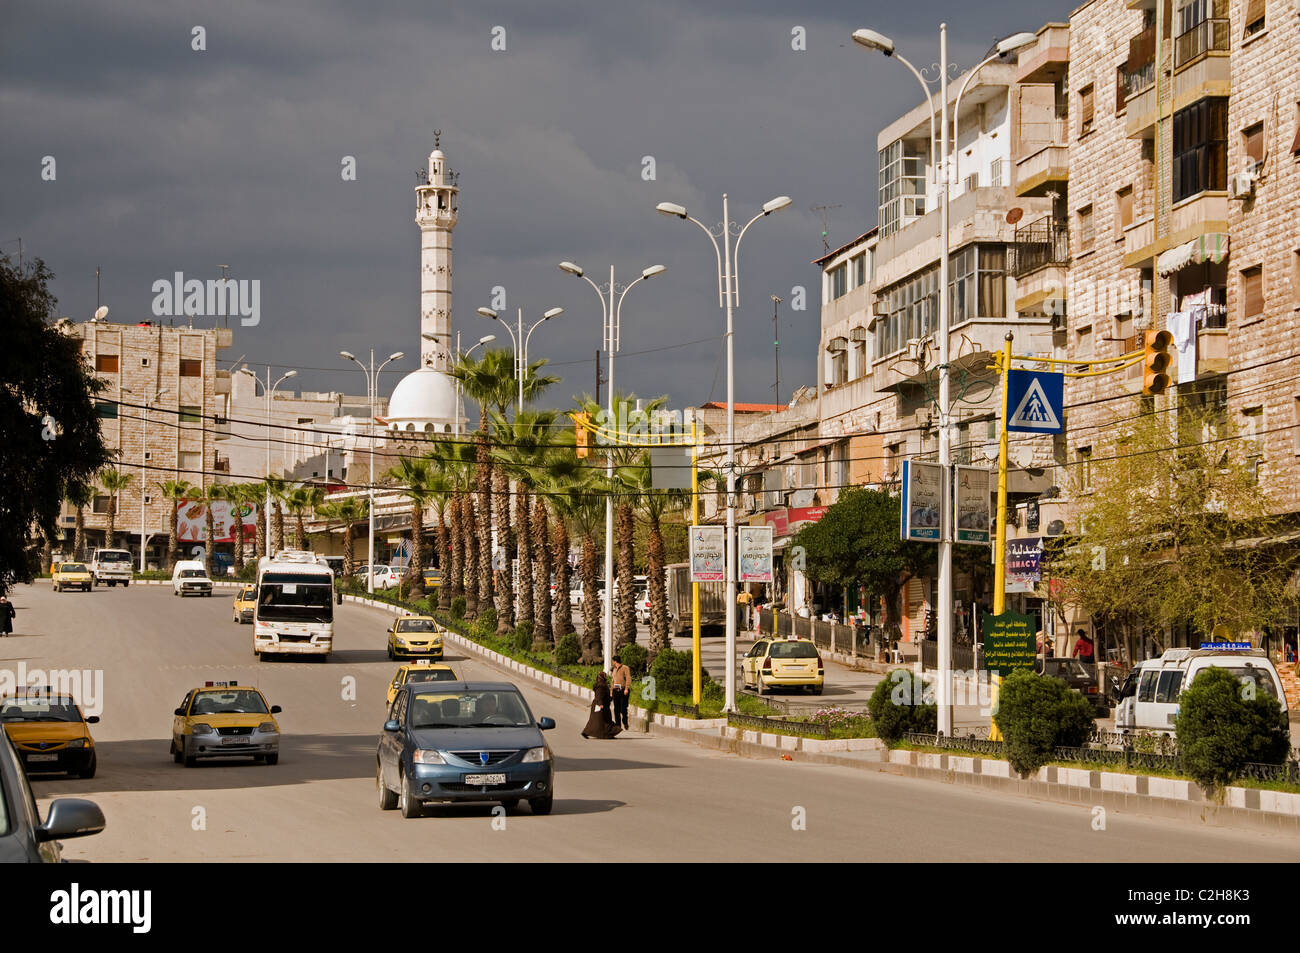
(1243, 406), (1264, 481)
(829, 263), (847, 299)
(179, 451), (201, 471)
(1242, 122), (1265, 166)
(92, 495), (111, 515)
(1115, 64), (1127, 113)
(1078, 205), (1094, 251)
(965, 172), (980, 192)
(878, 138), (929, 237)
(875, 263), (939, 357)
(1240, 265), (1264, 321)
(178, 405), (202, 423)
(94, 354), (118, 373)
(1076, 325), (1093, 358)
(1076, 446), (1093, 493)
(1294, 250), (1300, 307)
(1243, 0), (1265, 37)
(1294, 396), (1300, 455)
(990, 158), (1003, 188)
(1292, 104), (1300, 155)
(1172, 98), (1228, 203)
(95, 401), (118, 419)
(948, 246), (1007, 323)
(1116, 185), (1134, 234)
(852, 254), (866, 289)
(1079, 84), (1095, 136)
(141, 357), (150, 367)
(1137, 669), (1158, 703)
(1155, 670), (1184, 704)
(179, 359), (202, 377)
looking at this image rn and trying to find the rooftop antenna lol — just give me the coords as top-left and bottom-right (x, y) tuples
(96, 266), (101, 309)
(771, 295), (783, 405)
(811, 204), (842, 251)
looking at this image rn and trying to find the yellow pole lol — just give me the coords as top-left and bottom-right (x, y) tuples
(691, 417), (701, 707)
(989, 333), (1013, 741)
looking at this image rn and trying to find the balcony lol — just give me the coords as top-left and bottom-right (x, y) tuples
(213, 454), (231, 473)
(871, 318), (1055, 393)
(1010, 218), (1069, 278)
(1196, 327), (1229, 375)
(1175, 17), (1229, 70)
(1122, 216), (1163, 268)
(1014, 24), (1069, 85)
(1168, 192), (1229, 247)
(1014, 135), (1068, 197)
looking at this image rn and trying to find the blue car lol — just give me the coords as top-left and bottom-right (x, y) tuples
(377, 681), (556, 818)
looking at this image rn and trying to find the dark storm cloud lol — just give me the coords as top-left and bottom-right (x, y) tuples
(2, 0), (1074, 407)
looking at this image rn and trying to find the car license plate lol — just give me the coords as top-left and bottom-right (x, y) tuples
(221, 736), (251, 745)
(27, 753), (59, 762)
(464, 773), (506, 785)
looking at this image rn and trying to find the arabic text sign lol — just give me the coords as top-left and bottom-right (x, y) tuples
(981, 610), (1036, 673)
(1006, 369), (1064, 434)
(738, 526), (773, 583)
(689, 525), (725, 582)
(1005, 536), (1042, 594)
(954, 465), (991, 544)
(901, 460), (943, 542)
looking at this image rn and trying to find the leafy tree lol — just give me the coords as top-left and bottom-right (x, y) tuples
(65, 482), (95, 561)
(156, 479), (196, 569)
(993, 669), (1095, 776)
(284, 485), (325, 551)
(791, 487), (933, 631)
(1175, 666), (1290, 792)
(0, 255), (110, 593)
(1050, 403), (1299, 662)
(98, 469), (133, 550)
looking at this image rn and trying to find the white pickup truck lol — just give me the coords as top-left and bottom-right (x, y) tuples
(90, 548), (133, 587)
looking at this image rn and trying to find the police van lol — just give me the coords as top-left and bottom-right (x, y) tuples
(1114, 647), (1286, 736)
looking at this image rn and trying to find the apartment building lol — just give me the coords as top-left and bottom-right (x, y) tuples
(60, 319), (233, 566)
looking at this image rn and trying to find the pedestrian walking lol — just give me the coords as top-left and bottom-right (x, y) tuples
(1071, 629), (1094, 662)
(0, 596), (14, 637)
(610, 653), (632, 731)
(582, 671), (621, 739)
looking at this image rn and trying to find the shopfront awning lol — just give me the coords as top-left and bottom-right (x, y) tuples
(1156, 233), (1229, 275)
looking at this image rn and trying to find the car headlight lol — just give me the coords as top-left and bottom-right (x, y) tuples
(521, 746), (551, 763)
(191, 723), (214, 735)
(66, 738), (87, 748)
(412, 749), (446, 764)
(257, 722), (278, 733)
(394, 636), (407, 645)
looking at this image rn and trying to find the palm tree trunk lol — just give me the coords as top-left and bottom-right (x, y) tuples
(615, 501), (637, 653)
(167, 506), (179, 569)
(449, 496), (464, 605)
(343, 523), (355, 579)
(579, 533), (602, 664)
(436, 512), (452, 610)
(408, 502), (426, 601)
(552, 517), (572, 642)
(295, 512), (306, 550)
(532, 497), (553, 649)
(74, 506), (85, 561)
(273, 502), (285, 553)
(515, 487), (534, 629)
(204, 506), (216, 576)
(493, 469), (513, 635)
(648, 510), (670, 660)
(463, 495), (479, 618)
(233, 517), (245, 577)
(476, 430), (493, 614)
(107, 496), (117, 550)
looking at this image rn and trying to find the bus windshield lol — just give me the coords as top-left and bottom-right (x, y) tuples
(257, 572), (333, 623)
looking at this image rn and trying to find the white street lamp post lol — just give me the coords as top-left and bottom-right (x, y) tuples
(655, 195), (791, 711)
(341, 349), (404, 594)
(853, 24), (1034, 736)
(127, 385), (169, 572)
(237, 366), (298, 563)
(476, 307), (563, 414)
(559, 261), (665, 672)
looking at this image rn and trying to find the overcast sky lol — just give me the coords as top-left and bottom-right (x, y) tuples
(3, 0), (1075, 412)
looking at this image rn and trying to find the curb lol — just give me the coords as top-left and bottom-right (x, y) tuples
(341, 597), (1299, 832)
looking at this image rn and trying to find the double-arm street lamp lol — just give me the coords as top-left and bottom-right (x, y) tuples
(655, 194), (791, 712)
(852, 24), (1035, 736)
(340, 349), (404, 594)
(557, 260), (666, 673)
(475, 306), (563, 413)
(237, 366), (298, 560)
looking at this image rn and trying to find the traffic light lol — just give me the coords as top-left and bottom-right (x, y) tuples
(1142, 328), (1173, 396)
(574, 412), (590, 458)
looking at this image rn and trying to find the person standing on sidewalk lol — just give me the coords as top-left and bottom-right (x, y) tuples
(610, 652), (632, 731)
(0, 596), (14, 637)
(582, 672), (622, 739)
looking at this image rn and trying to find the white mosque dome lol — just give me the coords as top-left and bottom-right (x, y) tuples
(386, 367), (460, 435)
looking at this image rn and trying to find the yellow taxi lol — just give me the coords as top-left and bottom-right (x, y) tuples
(387, 615), (444, 660)
(170, 681), (281, 767)
(52, 562), (94, 592)
(385, 660), (460, 708)
(422, 568), (442, 590)
(0, 691), (99, 777)
(741, 634), (825, 696)
(232, 584), (257, 624)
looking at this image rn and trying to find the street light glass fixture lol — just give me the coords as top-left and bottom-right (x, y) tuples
(852, 29), (894, 54)
(558, 261), (583, 277)
(656, 202), (688, 218)
(478, 334), (496, 345)
(388, 351), (404, 362)
(283, 370), (299, 380)
(997, 31), (1037, 54)
(641, 265), (667, 279)
(339, 350), (356, 362)
(542, 307), (564, 320)
(477, 307), (499, 320)
(762, 196), (793, 215)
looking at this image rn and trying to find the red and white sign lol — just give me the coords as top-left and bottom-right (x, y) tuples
(176, 500), (258, 543)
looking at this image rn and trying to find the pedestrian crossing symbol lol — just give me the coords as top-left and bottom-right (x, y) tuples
(1006, 369), (1064, 434)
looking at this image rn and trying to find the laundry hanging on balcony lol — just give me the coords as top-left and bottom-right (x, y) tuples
(1167, 311), (1197, 385)
(1156, 233), (1229, 275)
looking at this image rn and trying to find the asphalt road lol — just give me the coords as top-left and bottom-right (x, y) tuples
(6, 582), (1298, 862)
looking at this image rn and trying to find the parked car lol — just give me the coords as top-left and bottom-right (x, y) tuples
(0, 731), (105, 862)
(1040, 657), (1109, 717)
(741, 635), (825, 695)
(635, 588), (651, 625)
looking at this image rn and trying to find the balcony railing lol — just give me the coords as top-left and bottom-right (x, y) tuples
(1010, 219), (1070, 278)
(1175, 18), (1229, 68)
(1123, 59), (1155, 98)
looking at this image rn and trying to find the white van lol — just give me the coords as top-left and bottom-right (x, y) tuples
(172, 560), (213, 597)
(1114, 648), (1286, 736)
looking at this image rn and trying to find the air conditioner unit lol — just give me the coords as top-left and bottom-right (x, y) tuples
(1229, 172), (1256, 200)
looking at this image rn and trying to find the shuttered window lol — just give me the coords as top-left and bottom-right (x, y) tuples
(1241, 266), (1264, 320)
(180, 358), (202, 377)
(1117, 186), (1134, 233)
(94, 354), (118, 373)
(1079, 205), (1094, 251)
(1079, 84), (1095, 136)
(1243, 122), (1264, 165)
(1244, 0), (1265, 37)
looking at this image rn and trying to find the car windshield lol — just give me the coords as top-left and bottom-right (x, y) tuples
(1050, 659), (1092, 679)
(239, 587), (254, 599)
(406, 669), (457, 685)
(98, 552), (131, 564)
(408, 690), (531, 729)
(61, 564), (87, 572)
(190, 690), (268, 715)
(769, 641), (819, 659)
(1220, 666), (1278, 699)
(257, 573), (333, 623)
(0, 698), (82, 722)
(397, 620), (438, 633)
(181, 569), (207, 578)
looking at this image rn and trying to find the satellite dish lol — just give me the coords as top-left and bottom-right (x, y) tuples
(1046, 519), (1065, 537)
(94, 306), (109, 322)
(1011, 446), (1034, 469)
(1005, 207), (1024, 225)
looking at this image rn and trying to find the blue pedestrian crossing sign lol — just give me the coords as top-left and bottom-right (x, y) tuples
(1006, 369), (1064, 433)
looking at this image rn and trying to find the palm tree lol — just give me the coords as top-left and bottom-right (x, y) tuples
(537, 452), (586, 646)
(265, 476), (290, 553)
(492, 409), (559, 633)
(98, 469), (133, 550)
(625, 457), (689, 661)
(284, 485), (326, 550)
(225, 483), (251, 576)
(156, 479), (195, 569)
(316, 496), (368, 579)
(560, 473), (611, 665)
(65, 482), (95, 561)
(428, 439), (474, 610)
(195, 482), (230, 576)
(385, 456), (437, 601)
(531, 495), (554, 649)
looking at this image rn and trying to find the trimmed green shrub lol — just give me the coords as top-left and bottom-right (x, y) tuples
(1175, 665), (1290, 792)
(867, 669), (938, 747)
(618, 643), (649, 678)
(555, 632), (581, 667)
(512, 621), (533, 653)
(649, 648), (710, 699)
(475, 607), (496, 637)
(450, 596), (466, 619)
(994, 669), (1096, 776)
